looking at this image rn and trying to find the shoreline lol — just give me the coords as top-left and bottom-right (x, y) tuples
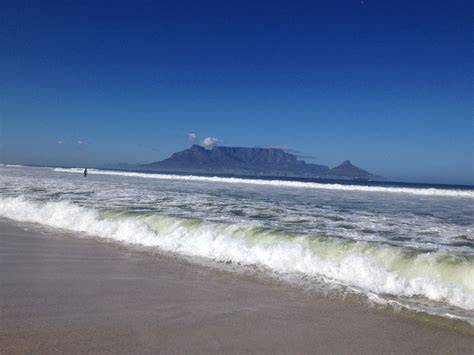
(1, 220), (473, 353)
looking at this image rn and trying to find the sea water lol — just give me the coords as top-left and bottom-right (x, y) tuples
(1, 165), (473, 325)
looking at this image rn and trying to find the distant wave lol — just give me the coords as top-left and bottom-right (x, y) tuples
(53, 167), (474, 198)
(0, 164), (24, 167)
(0, 196), (473, 314)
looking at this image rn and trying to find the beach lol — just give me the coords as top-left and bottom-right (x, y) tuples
(3, 0), (472, 352)
(1, 220), (472, 354)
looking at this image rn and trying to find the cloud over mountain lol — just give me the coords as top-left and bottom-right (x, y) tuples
(201, 136), (222, 148)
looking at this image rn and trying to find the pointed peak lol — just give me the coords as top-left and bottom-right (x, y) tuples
(190, 144), (205, 150)
(329, 159), (372, 177)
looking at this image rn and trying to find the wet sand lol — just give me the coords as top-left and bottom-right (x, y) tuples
(1, 220), (473, 354)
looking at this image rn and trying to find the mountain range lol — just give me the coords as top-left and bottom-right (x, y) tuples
(141, 145), (379, 180)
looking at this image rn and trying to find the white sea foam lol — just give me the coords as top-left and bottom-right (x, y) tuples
(53, 168), (474, 198)
(1, 196), (473, 312)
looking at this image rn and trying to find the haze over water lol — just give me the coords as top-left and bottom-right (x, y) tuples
(1, 165), (473, 325)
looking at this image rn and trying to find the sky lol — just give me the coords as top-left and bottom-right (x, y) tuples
(0, 0), (472, 184)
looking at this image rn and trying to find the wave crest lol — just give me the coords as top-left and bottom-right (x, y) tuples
(1, 196), (473, 313)
(53, 168), (474, 198)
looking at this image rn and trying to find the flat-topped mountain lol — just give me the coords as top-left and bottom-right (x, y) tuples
(142, 145), (378, 180)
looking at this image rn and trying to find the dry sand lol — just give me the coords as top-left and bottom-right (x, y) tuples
(1, 220), (473, 354)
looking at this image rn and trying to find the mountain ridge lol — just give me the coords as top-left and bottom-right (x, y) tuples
(142, 145), (379, 180)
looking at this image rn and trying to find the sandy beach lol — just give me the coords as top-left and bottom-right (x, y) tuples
(0, 220), (472, 354)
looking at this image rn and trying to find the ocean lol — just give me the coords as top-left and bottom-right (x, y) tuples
(1, 164), (473, 326)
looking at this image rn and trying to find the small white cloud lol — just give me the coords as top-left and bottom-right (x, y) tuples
(200, 136), (222, 148)
(187, 132), (197, 142)
(77, 140), (83, 145)
(57, 139), (64, 145)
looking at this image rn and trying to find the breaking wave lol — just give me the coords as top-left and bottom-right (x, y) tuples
(53, 168), (474, 198)
(1, 196), (473, 315)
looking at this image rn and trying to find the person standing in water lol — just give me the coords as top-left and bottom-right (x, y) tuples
(83, 168), (87, 177)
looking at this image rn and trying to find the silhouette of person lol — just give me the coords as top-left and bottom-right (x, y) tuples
(84, 168), (88, 177)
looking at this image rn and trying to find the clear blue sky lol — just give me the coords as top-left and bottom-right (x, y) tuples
(1, 0), (472, 184)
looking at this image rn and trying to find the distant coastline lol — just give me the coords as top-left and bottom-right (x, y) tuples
(2, 163), (473, 189)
